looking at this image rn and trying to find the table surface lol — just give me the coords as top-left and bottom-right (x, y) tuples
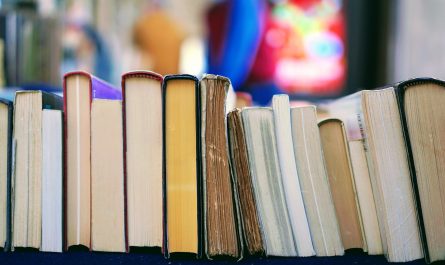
(0, 250), (429, 265)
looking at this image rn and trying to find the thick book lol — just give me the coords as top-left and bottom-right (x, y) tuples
(200, 75), (242, 259)
(227, 109), (264, 256)
(122, 71), (163, 250)
(0, 99), (12, 252)
(395, 78), (445, 263)
(241, 107), (296, 257)
(12, 91), (62, 250)
(63, 71), (121, 250)
(290, 106), (343, 256)
(162, 74), (202, 258)
(321, 88), (423, 262)
(41, 109), (63, 252)
(90, 99), (126, 253)
(318, 119), (364, 251)
(272, 95), (314, 257)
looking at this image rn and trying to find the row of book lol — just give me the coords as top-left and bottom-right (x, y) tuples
(0, 71), (444, 263)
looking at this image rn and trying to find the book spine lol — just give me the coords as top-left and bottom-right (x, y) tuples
(5, 102), (12, 251)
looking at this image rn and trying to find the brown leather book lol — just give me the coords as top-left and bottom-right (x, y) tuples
(201, 75), (241, 259)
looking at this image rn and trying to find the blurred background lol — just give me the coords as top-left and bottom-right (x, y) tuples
(0, 0), (444, 105)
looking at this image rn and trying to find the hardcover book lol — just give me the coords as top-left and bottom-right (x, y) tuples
(0, 99), (12, 252)
(395, 78), (445, 263)
(63, 71), (121, 250)
(122, 71), (163, 250)
(163, 74), (202, 258)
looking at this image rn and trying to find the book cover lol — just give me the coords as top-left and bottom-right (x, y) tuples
(1, 99), (12, 252)
(162, 74), (202, 258)
(63, 71), (122, 251)
(121, 70), (163, 251)
(200, 74), (243, 260)
(395, 77), (445, 263)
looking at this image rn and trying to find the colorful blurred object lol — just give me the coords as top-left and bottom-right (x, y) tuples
(270, 0), (346, 95)
(207, 0), (346, 104)
(207, 0), (266, 90)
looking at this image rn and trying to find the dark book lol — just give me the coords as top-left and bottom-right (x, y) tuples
(200, 75), (242, 259)
(227, 109), (264, 256)
(12, 91), (62, 250)
(162, 74), (202, 258)
(0, 99), (12, 252)
(395, 78), (445, 263)
(122, 71), (163, 249)
(63, 71), (121, 251)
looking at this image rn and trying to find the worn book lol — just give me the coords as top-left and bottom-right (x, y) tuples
(122, 71), (163, 250)
(200, 75), (242, 259)
(242, 107), (296, 257)
(290, 106), (343, 256)
(63, 71), (121, 250)
(321, 87), (423, 262)
(163, 75), (202, 258)
(12, 91), (62, 250)
(0, 99), (12, 251)
(227, 109), (264, 256)
(319, 119), (364, 250)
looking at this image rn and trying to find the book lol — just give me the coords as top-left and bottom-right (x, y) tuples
(271, 95), (314, 257)
(63, 71), (121, 250)
(289, 106), (343, 257)
(200, 75), (241, 259)
(12, 91), (62, 249)
(321, 88), (423, 262)
(163, 75), (202, 257)
(318, 102), (383, 255)
(41, 109), (63, 252)
(122, 71), (163, 249)
(0, 99), (12, 251)
(318, 119), (364, 250)
(241, 107), (296, 257)
(395, 78), (445, 263)
(347, 139), (382, 254)
(227, 109), (264, 256)
(90, 99), (126, 253)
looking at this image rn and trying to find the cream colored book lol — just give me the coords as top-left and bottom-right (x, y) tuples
(90, 99), (126, 252)
(242, 107), (297, 257)
(321, 88), (423, 262)
(123, 71), (163, 249)
(272, 95), (314, 257)
(290, 106), (343, 257)
(12, 91), (62, 250)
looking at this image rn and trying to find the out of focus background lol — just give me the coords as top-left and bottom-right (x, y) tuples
(0, 0), (444, 105)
